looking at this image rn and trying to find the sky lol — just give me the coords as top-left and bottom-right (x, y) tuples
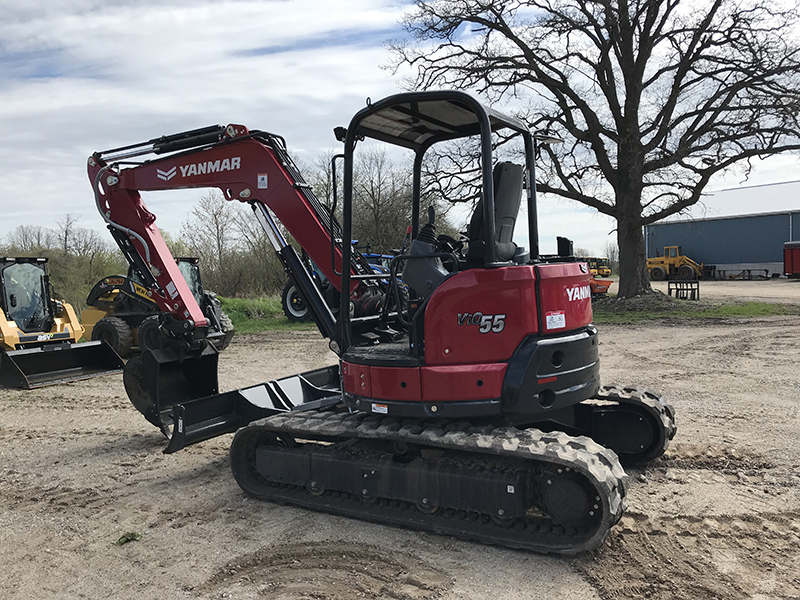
(2, 0), (799, 259)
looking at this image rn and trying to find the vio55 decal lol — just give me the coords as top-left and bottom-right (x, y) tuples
(457, 312), (506, 333)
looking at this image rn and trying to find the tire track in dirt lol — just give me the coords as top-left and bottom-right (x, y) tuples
(575, 443), (800, 599)
(195, 541), (453, 600)
(575, 511), (800, 600)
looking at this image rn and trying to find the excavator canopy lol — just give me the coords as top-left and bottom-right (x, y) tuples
(350, 91), (530, 150)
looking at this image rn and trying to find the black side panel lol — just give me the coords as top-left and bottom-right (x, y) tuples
(502, 326), (600, 419)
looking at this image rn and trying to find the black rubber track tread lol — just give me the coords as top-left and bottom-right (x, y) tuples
(230, 410), (627, 555)
(591, 384), (677, 466)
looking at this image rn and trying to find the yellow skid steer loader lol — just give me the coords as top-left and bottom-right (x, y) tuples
(0, 257), (124, 389)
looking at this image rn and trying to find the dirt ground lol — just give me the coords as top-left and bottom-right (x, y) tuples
(1, 280), (799, 599)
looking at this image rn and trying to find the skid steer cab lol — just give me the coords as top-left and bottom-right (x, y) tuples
(89, 90), (675, 554)
(0, 257), (124, 388)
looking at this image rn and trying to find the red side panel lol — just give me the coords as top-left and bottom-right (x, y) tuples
(342, 361), (505, 403)
(420, 363), (507, 402)
(343, 262), (592, 403)
(369, 366), (421, 401)
(342, 361), (371, 397)
(536, 263), (593, 334)
(423, 267), (539, 366)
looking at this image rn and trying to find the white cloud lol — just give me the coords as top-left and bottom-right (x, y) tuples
(0, 1), (410, 237)
(0, 0), (797, 257)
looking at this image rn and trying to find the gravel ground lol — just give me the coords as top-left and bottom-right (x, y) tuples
(0, 280), (798, 599)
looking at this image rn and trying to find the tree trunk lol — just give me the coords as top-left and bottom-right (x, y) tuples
(616, 215), (652, 297)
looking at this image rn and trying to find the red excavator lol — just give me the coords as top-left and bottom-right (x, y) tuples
(88, 91), (675, 554)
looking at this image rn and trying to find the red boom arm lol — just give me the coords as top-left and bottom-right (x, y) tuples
(88, 125), (348, 334)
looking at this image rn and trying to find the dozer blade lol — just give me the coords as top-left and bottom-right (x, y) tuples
(163, 364), (342, 454)
(123, 344), (341, 450)
(0, 341), (125, 389)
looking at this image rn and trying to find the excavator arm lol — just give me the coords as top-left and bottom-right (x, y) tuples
(88, 124), (399, 435)
(89, 124), (362, 345)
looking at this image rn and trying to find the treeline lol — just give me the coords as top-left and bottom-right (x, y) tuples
(0, 215), (128, 312)
(1, 150), (457, 312)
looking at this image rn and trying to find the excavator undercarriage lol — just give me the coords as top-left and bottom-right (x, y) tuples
(231, 410), (626, 555)
(88, 90), (676, 554)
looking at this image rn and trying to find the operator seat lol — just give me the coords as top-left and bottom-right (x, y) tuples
(466, 161), (524, 266)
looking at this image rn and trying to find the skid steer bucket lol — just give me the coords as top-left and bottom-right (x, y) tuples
(0, 340), (125, 389)
(123, 344), (221, 436)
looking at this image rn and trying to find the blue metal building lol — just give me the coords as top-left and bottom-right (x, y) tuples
(644, 210), (800, 276)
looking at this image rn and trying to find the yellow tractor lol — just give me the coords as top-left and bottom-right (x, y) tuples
(647, 246), (704, 281)
(0, 257), (124, 388)
(586, 257), (612, 277)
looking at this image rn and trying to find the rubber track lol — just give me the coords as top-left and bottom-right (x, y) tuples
(592, 385), (677, 465)
(230, 410), (627, 555)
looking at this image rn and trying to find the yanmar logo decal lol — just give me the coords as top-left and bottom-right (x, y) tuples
(157, 167), (176, 181)
(178, 157), (241, 177)
(156, 157), (242, 181)
(567, 285), (591, 301)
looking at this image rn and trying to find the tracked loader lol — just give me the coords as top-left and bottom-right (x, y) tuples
(88, 91), (676, 554)
(0, 257), (124, 388)
(82, 258), (234, 356)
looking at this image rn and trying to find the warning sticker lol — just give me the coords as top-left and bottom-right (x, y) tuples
(166, 281), (178, 299)
(371, 403), (388, 414)
(545, 310), (566, 330)
(257, 174), (268, 189)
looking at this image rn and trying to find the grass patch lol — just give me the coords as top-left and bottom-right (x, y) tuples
(592, 294), (799, 324)
(219, 293), (799, 332)
(219, 296), (316, 334)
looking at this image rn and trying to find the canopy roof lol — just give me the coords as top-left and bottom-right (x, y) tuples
(350, 90), (530, 151)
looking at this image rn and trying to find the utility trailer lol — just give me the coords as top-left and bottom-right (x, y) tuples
(784, 241), (800, 278)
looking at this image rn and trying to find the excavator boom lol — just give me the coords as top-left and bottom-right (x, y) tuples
(89, 126), (350, 340)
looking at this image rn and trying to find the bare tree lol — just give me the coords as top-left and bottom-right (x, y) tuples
(392, 0), (800, 296)
(180, 191), (243, 293)
(302, 149), (339, 208)
(353, 148), (414, 253)
(603, 240), (619, 274)
(55, 213), (80, 254)
(7, 225), (54, 253)
(233, 208), (287, 295)
(3, 216), (126, 309)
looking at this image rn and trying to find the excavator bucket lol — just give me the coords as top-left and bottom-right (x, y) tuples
(123, 344), (220, 435)
(0, 340), (125, 389)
